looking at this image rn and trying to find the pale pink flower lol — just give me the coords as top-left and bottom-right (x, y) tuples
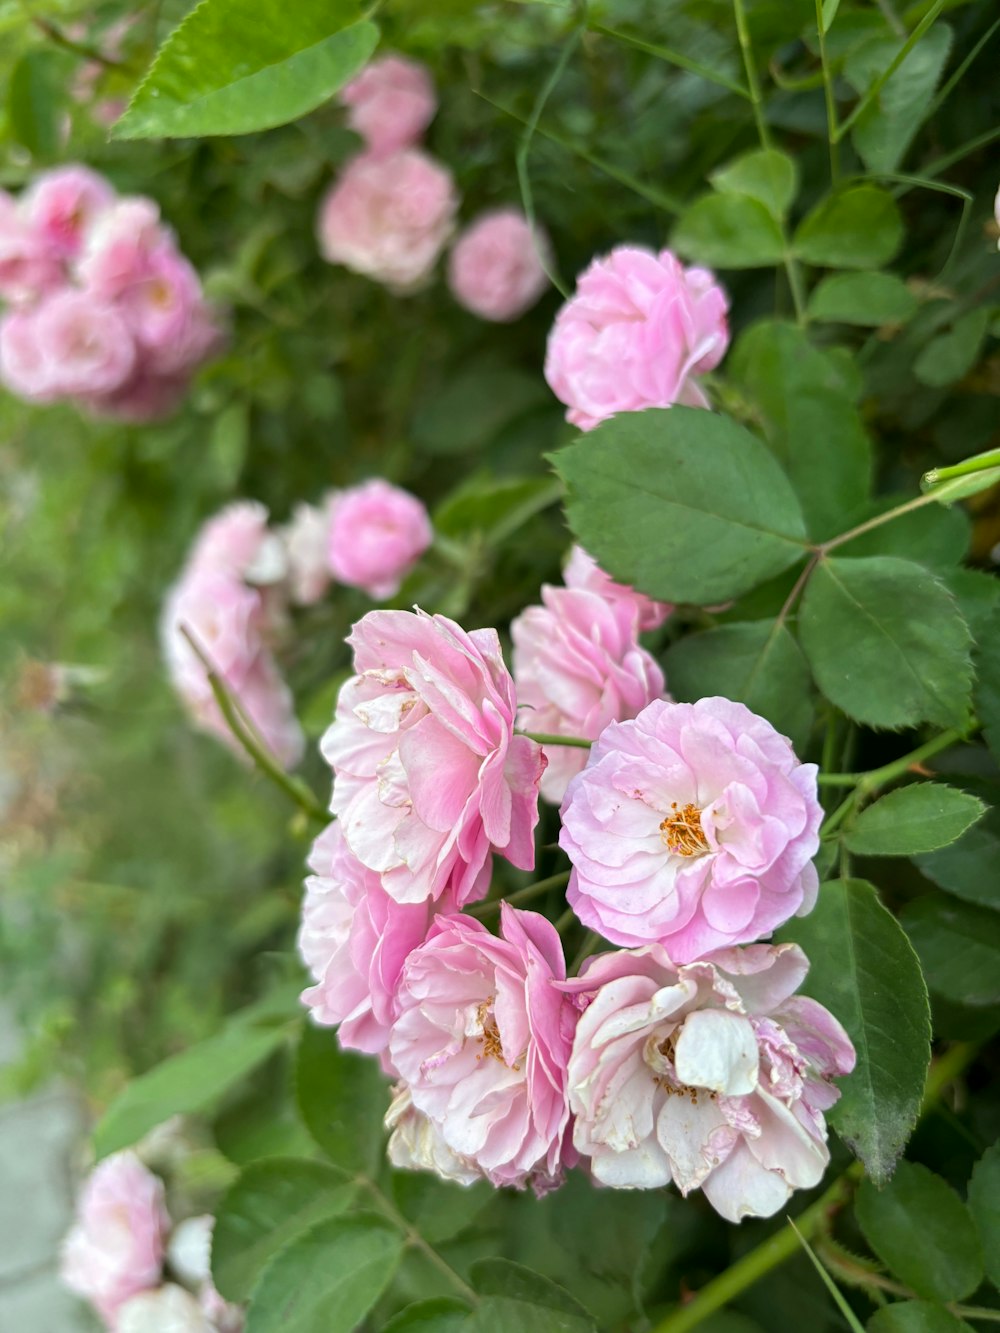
(28, 289), (136, 397)
(167, 1216), (244, 1333)
(298, 821), (440, 1054)
(385, 1083), (483, 1187)
(0, 307), (57, 401)
(76, 197), (165, 297)
(115, 1284), (212, 1333)
(317, 149), (457, 292)
(389, 905), (575, 1192)
(281, 498), (334, 605)
(563, 942), (854, 1220)
(341, 54), (436, 157)
(22, 164), (114, 259)
(187, 501), (285, 583)
(564, 545), (671, 632)
(113, 246), (219, 375)
(544, 246), (729, 430)
(560, 697), (821, 961)
(448, 208), (550, 322)
(327, 479), (432, 599)
(321, 608), (545, 906)
(0, 190), (63, 303)
(84, 369), (190, 424)
(512, 583), (666, 805)
(60, 1150), (169, 1325)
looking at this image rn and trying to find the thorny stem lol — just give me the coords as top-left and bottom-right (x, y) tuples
(357, 1176), (479, 1306)
(650, 1045), (979, 1333)
(179, 626), (328, 825)
(817, 726), (968, 793)
(466, 871), (572, 917)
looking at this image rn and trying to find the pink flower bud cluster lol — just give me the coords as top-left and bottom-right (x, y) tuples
(300, 579), (854, 1218)
(60, 1151), (242, 1331)
(0, 165), (222, 421)
(317, 54), (550, 319)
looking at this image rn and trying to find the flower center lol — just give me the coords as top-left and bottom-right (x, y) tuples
(659, 802), (709, 856)
(475, 999), (519, 1070)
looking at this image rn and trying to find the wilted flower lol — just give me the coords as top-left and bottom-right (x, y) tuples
(563, 942), (855, 1221)
(448, 208), (550, 322)
(385, 1083), (482, 1186)
(341, 54), (437, 157)
(544, 246), (729, 430)
(115, 1284), (213, 1332)
(561, 697), (821, 961)
(327, 479), (432, 600)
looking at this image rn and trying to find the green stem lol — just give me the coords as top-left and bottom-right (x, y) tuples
(32, 16), (123, 68)
(834, 0), (945, 141)
(466, 871), (571, 917)
(732, 0), (772, 148)
(950, 1308), (1000, 1325)
(570, 929), (602, 973)
(784, 250), (808, 326)
(179, 626), (328, 825)
(358, 1176), (478, 1305)
(517, 730), (593, 750)
(814, 0), (840, 181)
(591, 22), (751, 98)
(820, 489), (941, 554)
(923, 448), (1000, 491)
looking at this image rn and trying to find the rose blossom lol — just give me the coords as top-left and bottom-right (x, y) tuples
(76, 197), (167, 297)
(22, 164), (114, 259)
(60, 1150), (169, 1325)
(564, 545), (671, 632)
(512, 582), (666, 805)
(448, 208), (550, 322)
(298, 821), (440, 1054)
(281, 498), (334, 605)
(563, 942), (855, 1220)
(317, 149), (457, 292)
(23, 289), (136, 398)
(327, 479), (432, 599)
(0, 307), (56, 401)
(389, 905), (575, 1192)
(168, 1216), (244, 1333)
(321, 608), (545, 906)
(0, 191), (63, 303)
(341, 54), (437, 157)
(560, 697), (821, 961)
(385, 1083), (482, 1186)
(544, 246), (729, 430)
(115, 1284), (213, 1333)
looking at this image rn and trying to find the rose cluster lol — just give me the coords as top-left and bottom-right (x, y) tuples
(0, 165), (221, 421)
(301, 573), (854, 1219)
(60, 1150), (241, 1332)
(317, 54), (550, 320)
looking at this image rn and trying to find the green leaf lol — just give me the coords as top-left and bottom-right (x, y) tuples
(114, 0), (379, 139)
(856, 1162), (983, 1301)
(663, 620), (814, 752)
(8, 50), (66, 159)
(968, 1141), (1000, 1291)
(94, 1001), (296, 1158)
(244, 1214), (403, 1333)
(295, 1022), (388, 1174)
(553, 407), (808, 605)
(922, 449), (1000, 504)
(671, 193), (786, 269)
(808, 273), (918, 327)
(467, 1261), (597, 1333)
(902, 896), (1000, 1007)
(434, 475), (561, 546)
(843, 784), (984, 857)
(914, 309), (991, 389)
(777, 880), (930, 1183)
(413, 366), (552, 456)
(383, 1299), (471, 1331)
(392, 1171), (493, 1245)
(728, 320), (872, 540)
(709, 149), (798, 217)
(845, 25), (952, 175)
(868, 1301), (975, 1332)
(794, 185), (903, 269)
(789, 1221), (866, 1333)
(915, 804), (1000, 909)
(841, 499), (969, 570)
(821, 0), (842, 32)
(212, 1158), (356, 1302)
(798, 556), (973, 730)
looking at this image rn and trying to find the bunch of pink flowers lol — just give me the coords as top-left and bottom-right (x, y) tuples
(300, 559), (854, 1220)
(60, 1150), (242, 1331)
(0, 165), (221, 421)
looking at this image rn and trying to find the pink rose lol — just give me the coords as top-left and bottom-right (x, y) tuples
(563, 545), (671, 632)
(560, 697), (821, 961)
(341, 54), (437, 157)
(76, 197), (166, 297)
(321, 608), (545, 906)
(298, 821), (441, 1055)
(327, 479), (432, 599)
(544, 246), (729, 430)
(0, 190), (64, 303)
(60, 1150), (169, 1325)
(447, 208), (550, 322)
(0, 307), (57, 401)
(26, 289), (136, 398)
(22, 164), (114, 259)
(512, 582), (666, 805)
(389, 905), (576, 1192)
(385, 1083), (482, 1186)
(317, 149), (458, 292)
(280, 498), (334, 605)
(113, 246), (219, 375)
(563, 942), (854, 1220)
(187, 501), (286, 583)
(115, 1284), (213, 1332)
(167, 1216), (244, 1333)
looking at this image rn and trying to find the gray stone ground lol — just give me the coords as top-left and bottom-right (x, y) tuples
(0, 1004), (89, 1333)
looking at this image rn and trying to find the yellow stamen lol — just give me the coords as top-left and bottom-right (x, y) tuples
(659, 802), (709, 856)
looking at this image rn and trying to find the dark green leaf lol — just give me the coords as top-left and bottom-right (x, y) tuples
(968, 1141), (1000, 1291)
(212, 1157), (356, 1302)
(245, 1214), (403, 1333)
(554, 407), (808, 605)
(808, 273), (917, 327)
(434, 475), (560, 545)
(295, 1022), (388, 1174)
(664, 620), (814, 752)
(383, 1299), (472, 1331)
(671, 194), (786, 268)
(414, 367), (551, 456)
(845, 25), (952, 174)
(392, 1171), (493, 1245)
(915, 803), (1000, 909)
(798, 556), (973, 730)
(856, 1162), (983, 1301)
(844, 784), (984, 856)
(840, 499), (969, 571)
(467, 1261), (597, 1333)
(8, 50), (65, 159)
(868, 1301), (975, 1332)
(114, 0), (379, 139)
(914, 309), (991, 389)
(709, 149), (798, 217)
(902, 896), (1000, 1006)
(794, 185), (903, 269)
(777, 880), (930, 1183)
